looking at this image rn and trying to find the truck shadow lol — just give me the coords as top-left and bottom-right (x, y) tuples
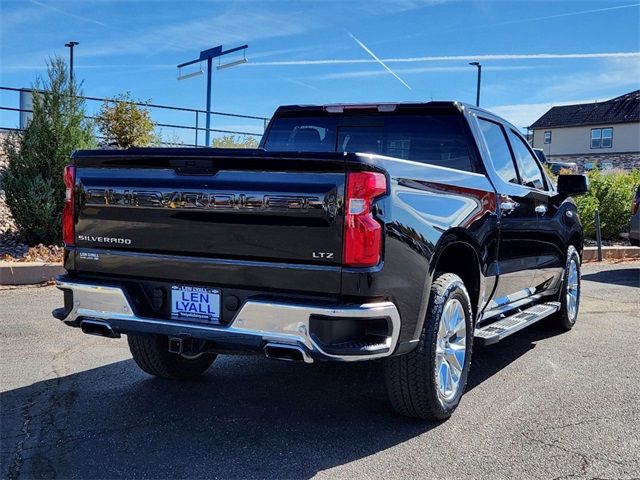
(1, 327), (561, 479)
(581, 267), (639, 287)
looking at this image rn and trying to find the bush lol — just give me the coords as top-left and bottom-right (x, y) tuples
(575, 169), (640, 239)
(1, 57), (95, 245)
(212, 134), (259, 148)
(96, 92), (156, 149)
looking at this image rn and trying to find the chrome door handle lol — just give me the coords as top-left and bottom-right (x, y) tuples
(500, 201), (517, 213)
(535, 205), (548, 215)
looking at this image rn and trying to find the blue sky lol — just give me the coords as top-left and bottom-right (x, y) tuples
(1, 0), (639, 143)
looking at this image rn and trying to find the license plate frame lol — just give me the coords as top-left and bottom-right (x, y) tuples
(170, 285), (221, 324)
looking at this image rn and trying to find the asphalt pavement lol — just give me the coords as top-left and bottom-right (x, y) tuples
(1, 262), (639, 479)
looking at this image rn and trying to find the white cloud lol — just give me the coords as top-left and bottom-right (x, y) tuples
(80, 9), (316, 58)
(0, 5), (46, 34)
(539, 58), (640, 98)
(276, 76), (321, 92)
(355, 0), (451, 15)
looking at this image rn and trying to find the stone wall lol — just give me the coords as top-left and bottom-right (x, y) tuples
(548, 152), (640, 171)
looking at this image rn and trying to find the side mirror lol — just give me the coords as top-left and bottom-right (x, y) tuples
(557, 174), (589, 197)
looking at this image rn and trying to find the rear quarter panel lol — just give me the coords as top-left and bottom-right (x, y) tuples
(342, 154), (498, 348)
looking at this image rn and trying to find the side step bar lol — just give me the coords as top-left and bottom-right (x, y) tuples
(474, 302), (560, 346)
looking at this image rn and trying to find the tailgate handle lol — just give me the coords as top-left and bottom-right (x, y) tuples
(171, 159), (218, 176)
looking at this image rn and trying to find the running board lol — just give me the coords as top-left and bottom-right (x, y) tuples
(474, 302), (560, 346)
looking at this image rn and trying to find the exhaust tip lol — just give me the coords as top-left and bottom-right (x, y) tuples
(80, 320), (120, 338)
(264, 343), (312, 363)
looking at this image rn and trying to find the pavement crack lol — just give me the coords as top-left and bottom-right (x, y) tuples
(6, 389), (45, 480)
(522, 430), (634, 480)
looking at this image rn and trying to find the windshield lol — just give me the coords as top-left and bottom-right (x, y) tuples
(263, 114), (479, 172)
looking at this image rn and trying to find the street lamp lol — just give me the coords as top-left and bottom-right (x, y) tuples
(177, 44), (248, 146)
(65, 41), (79, 84)
(469, 62), (481, 107)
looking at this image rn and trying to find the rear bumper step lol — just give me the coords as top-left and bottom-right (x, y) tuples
(54, 277), (401, 363)
(474, 302), (560, 346)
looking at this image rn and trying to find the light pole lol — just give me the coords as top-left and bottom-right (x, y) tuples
(65, 41), (79, 84)
(177, 44), (248, 146)
(469, 62), (481, 107)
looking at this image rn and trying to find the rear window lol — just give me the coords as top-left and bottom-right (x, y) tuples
(263, 114), (479, 173)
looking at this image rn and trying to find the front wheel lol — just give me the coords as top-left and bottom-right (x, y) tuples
(384, 273), (474, 420)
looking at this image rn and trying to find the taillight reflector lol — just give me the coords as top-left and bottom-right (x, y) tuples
(343, 172), (387, 267)
(62, 165), (75, 246)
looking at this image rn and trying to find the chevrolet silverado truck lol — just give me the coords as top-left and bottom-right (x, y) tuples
(53, 102), (589, 420)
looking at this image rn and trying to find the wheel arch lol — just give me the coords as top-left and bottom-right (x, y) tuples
(406, 229), (484, 354)
(431, 232), (483, 318)
(568, 230), (583, 259)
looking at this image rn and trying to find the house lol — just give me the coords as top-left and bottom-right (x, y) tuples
(529, 90), (640, 170)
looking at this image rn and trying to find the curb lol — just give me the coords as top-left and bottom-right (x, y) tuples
(583, 246), (640, 262)
(0, 262), (65, 285)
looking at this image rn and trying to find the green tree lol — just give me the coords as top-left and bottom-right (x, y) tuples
(1, 57), (95, 245)
(96, 92), (156, 148)
(212, 134), (259, 148)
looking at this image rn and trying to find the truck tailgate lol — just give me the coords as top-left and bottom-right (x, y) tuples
(71, 150), (346, 292)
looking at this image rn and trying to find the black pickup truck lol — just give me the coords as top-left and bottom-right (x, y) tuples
(53, 101), (588, 420)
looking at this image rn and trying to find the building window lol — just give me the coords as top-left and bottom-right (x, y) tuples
(544, 131), (552, 144)
(591, 127), (613, 149)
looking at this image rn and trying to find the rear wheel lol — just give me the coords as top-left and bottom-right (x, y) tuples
(128, 333), (217, 379)
(384, 273), (473, 420)
(548, 245), (581, 330)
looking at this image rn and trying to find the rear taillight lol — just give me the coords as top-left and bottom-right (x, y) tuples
(633, 201), (639, 215)
(343, 172), (387, 267)
(62, 165), (76, 246)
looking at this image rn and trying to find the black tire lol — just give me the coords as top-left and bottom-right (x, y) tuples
(548, 245), (581, 331)
(127, 333), (216, 379)
(630, 237), (640, 247)
(384, 273), (474, 420)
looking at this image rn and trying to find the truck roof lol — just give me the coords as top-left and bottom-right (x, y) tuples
(273, 101), (469, 115)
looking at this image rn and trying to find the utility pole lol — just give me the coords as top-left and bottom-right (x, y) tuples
(469, 62), (481, 107)
(65, 41), (79, 84)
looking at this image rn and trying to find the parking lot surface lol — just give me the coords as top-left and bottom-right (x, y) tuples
(1, 262), (639, 480)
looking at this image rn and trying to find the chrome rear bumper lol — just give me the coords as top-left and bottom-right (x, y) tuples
(54, 278), (401, 362)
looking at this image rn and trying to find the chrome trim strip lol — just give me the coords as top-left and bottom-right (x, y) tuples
(56, 279), (401, 362)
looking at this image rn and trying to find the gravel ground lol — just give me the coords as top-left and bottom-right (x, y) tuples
(1, 262), (639, 479)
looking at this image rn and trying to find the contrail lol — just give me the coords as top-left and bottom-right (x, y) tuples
(245, 51), (640, 67)
(29, 0), (109, 27)
(347, 32), (412, 90)
(487, 2), (640, 27)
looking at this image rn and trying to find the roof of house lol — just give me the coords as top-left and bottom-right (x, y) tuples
(529, 90), (640, 129)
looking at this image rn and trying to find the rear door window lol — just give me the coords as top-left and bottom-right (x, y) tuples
(477, 118), (519, 184)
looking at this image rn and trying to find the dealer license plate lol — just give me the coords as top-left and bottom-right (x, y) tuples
(171, 285), (220, 323)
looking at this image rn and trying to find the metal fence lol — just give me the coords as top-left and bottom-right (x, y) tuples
(0, 86), (269, 147)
